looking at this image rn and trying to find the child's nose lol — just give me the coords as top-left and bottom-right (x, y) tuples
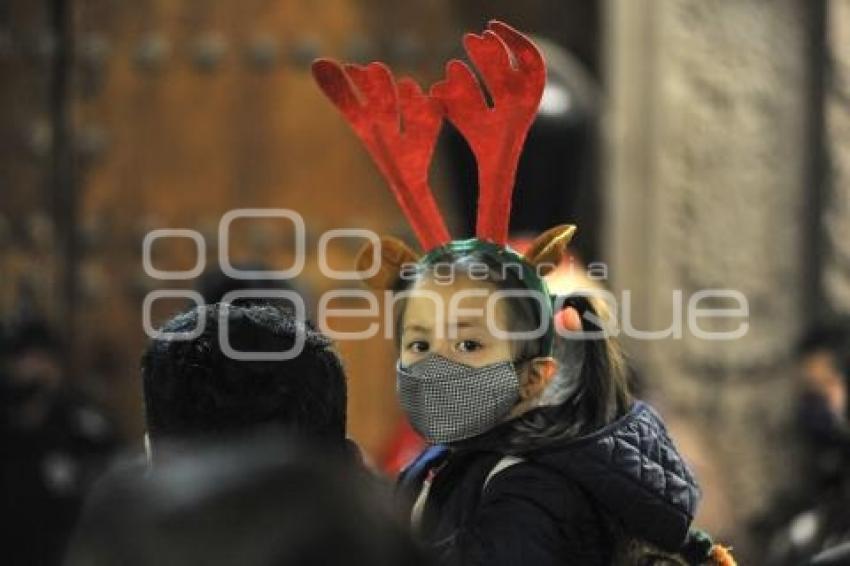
(430, 338), (455, 359)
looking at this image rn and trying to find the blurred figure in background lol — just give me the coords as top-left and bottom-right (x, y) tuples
(66, 434), (427, 566)
(1, 320), (118, 565)
(141, 303), (352, 461)
(796, 319), (850, 489)
(196, 262), (314, 318)
(763, 319), (850, 565)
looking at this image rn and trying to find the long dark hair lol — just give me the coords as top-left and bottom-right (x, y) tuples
(488, 293), (631, 453)
(548, 294), (631, 432)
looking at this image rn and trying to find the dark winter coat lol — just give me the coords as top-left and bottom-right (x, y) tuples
(397, 401), (701, 566)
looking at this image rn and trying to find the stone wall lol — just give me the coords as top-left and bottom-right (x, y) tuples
(603, 0), (818, 551)
(825, 0), (850, 313)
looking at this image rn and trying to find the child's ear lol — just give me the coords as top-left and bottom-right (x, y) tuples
(516, 357), (558, 410)
(530, 357), (558, 388)
(523, 224), (577, 276)
(355, 236), (420, 290)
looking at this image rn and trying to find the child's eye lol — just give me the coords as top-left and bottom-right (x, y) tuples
(456, 340), (484, 353)
(406, 340), (430, 353)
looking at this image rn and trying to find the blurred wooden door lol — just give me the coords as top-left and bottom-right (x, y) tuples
(70, 0), (464, 457)
(1, 0), (599, 461)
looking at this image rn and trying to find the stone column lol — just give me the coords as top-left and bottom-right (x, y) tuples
(603, 0), (815, 547)
(824, 0), (850, 312)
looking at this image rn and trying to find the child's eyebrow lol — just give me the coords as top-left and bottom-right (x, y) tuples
(403, 324), (430, 334)
(450, 320), (483, 329)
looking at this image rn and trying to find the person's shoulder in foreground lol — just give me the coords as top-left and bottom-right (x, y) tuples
(67, 432), (428, 566)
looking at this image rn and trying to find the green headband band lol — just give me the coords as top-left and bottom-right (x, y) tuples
(419, 238), (555, 356)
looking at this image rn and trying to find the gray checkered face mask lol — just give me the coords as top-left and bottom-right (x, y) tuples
(396, 354), (521, 444)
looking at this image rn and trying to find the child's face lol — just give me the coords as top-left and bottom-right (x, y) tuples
(399, 274), (559, 418)
(399, 275), (514, 369)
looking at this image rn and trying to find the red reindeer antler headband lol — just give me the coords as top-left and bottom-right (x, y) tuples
(431, 21), (546, 244)
(312, 20), (545, 250)
(311, 60), (450, 251)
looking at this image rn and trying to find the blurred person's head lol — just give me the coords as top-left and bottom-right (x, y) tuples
(797, 319), (850, 426)
(196, 262), (311, 317)
(141, 304), (347, 457)
(795, 318), (850, 490)
(1, 320), (64, 429)
(67, 434), (427, 566)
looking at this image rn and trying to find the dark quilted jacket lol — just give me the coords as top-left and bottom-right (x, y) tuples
(397, 401), (701, 566)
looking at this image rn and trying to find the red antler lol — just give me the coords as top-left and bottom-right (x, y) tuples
(312, 59), (451, 251)
(431, 20), (546, 245)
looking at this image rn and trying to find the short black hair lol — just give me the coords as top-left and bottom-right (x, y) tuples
(141, 304), (347, 446)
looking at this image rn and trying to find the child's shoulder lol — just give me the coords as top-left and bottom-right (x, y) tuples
(479, 455), (600, 520)
(397, 445), (450, 489)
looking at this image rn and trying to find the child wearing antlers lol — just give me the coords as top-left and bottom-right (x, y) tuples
(313, 21), (736, 566)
